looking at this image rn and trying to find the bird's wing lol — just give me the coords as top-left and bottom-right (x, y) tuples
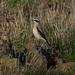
(36, 24), (44, 34)
(36, 24), (47, 42)
(36, 24), (45, 37)
(36, 24), (50, 46)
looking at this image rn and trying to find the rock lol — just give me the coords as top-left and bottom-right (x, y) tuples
(46, 62), (75, 75)
(25, 43), (47, 68)
(12, 46), (27, 65)
(0, 55), (18, 75)
(25, 43), (66, 69)
(41, 49), (65, 69)
(54, 57), (66, 64)
(0, 43), (10, 58)
(0, 55), (17, 68)
(54, 62), (75, 74)
(56, 62), (75, 71)
(0, 36), (11, 58)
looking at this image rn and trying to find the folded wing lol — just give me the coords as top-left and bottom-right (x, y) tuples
(36, 24), (50, 46)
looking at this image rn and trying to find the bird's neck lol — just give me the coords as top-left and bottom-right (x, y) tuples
(34, 21), (38, 26)
(33, 22), (38, 30)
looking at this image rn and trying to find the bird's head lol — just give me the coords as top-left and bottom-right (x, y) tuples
(33, 19), (40, 25)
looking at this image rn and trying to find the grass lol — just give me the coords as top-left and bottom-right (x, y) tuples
(1, 64), (75, 75)
(0, 0), (75, 74)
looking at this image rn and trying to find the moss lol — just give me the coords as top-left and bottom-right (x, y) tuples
(0, 55), (17, 68)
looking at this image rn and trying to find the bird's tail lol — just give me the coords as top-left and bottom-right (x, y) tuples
(43, 38), (50, 46)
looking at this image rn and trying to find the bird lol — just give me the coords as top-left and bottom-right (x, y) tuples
(32, 18), (50, 46)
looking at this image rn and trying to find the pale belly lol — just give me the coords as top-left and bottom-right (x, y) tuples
(33, 29), (42, 40)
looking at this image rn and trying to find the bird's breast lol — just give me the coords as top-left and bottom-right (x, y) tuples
(33, 27), (42, 40)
